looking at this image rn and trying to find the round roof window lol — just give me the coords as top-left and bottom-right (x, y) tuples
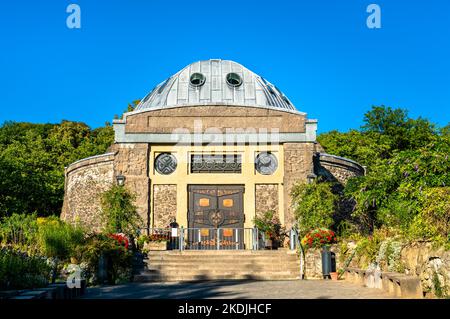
(190, 73), (206, 87)
(226, 73), (242, 87)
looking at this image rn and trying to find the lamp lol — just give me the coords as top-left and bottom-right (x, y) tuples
(306, 173), (317, 184)
(116, 173), (126, 186)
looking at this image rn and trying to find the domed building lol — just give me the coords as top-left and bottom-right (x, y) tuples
(61, 59), (364, 247)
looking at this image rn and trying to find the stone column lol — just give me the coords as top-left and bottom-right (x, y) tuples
(282, 142), (315, 229)
(112, 143), (150, 229)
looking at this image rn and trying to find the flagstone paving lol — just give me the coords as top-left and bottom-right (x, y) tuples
(82, 280), (393, 299)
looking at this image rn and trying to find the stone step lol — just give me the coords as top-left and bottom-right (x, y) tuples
(146, 255), (298, 261)
(146, 250), (296, 256)
(133, 272), (300, 282)
(146, 255), (299, 260)
(139, 268), (298, 275)
(134, 250), (300, 282)
(145, 265), (300, 272)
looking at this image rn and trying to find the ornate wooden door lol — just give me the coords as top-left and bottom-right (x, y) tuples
(188, 185), (244, 249)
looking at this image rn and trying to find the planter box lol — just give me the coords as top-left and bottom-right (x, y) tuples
(144, 241), (168, 251)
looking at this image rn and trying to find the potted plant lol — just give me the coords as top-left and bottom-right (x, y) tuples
(253, 211), (285, 249)
(301, 228), (337, 279)
(142, 232), (169, 251)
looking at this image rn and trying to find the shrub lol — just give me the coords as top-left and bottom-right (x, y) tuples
(101, 185), (143, 238)
(36, 216), (85, 261)
(0, 213), (39, 250)
(0, 247), (51, 290)
(409, 187), (450, 242)
(253, 210), (284, 241)
(76, 233), (133, 285)
(291, 181), (338, 236)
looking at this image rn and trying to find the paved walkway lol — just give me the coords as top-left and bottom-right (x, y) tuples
(82, 280), (392, 299)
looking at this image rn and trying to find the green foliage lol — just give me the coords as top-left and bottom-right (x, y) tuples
(0, 121), (114, 217)
(318, 106), (450, 243)
(253, 210), (284, 240)
(36, 217), (85, 260)
(75, 233), (133, 285)
(409, 187), (450, 242)
(432, 271), (448, 298)
(318, 130), (392, 167)
(0, 213), (39, 249)
(0, 247), (51, 290)
(101, 185), (143, 237)
(291, 182), (338, 236)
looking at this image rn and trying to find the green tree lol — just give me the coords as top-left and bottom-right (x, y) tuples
(0, 121), (114, 217)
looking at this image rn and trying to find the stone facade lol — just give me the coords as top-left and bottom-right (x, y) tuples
(61, 153), (115, 231)
(282, 143), (316, 229)
(124, 106), (306, 134)
(112, 143), (150, 226)
(152, 184), (177, 228)
(255, 184), (279, 218)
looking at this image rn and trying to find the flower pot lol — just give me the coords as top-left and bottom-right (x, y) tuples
(330, 272), (338, 281)
(145, 241), (167, 251)
(264, 239), (273, 249)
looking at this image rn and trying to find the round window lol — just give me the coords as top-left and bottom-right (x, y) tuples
(255, 152), (278, 175)
(155, 153), (177, 175)
(226, 73), (243, 87)
(190, 73), (206, 87)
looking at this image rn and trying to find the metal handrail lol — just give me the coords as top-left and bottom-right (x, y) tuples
(290, 227), (305, 280)
(139, 227), (262, 251)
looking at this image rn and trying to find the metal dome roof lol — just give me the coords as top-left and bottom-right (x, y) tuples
(135, 59), (300, 113)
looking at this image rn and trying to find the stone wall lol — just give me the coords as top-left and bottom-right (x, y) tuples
(153, 184), (177, 228)
(400, 242), (450, 297)
(112, 143), (150, 227)
(61, 153), (115, 231)
(303, 245), (343, 279)
(282, 143), (316, 229)
(123, 105), (306, 134)
(315, 153), (365, 184)
(255, 184), (279, 218)
(303, 241), (450, 297)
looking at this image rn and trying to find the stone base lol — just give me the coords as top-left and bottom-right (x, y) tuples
(144, 242), (168, 251)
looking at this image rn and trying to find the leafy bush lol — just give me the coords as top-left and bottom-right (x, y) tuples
(0, 247), (51, 290)
(409, 187), (450, 242)
(75, 234), (133, 285)
(0, 213), (39, 250)
(101, 185), (143, 238)
(291, 182), (337, 236)
(253, 210), (284, 241)
(36, 216), (85, 261)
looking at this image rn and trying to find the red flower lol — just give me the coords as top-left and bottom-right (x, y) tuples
(109, 233), (129, 249)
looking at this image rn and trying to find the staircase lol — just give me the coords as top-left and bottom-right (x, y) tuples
(133, 249), (300, 282)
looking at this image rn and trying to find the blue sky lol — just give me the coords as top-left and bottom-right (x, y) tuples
(0, 0), (449, 133)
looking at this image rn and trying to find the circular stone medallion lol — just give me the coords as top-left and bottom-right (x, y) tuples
(255, 152), (278, 175)
(155, 153), (177, 175)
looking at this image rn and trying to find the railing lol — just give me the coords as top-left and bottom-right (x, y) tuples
(139, 227), (264, 251)
(290, 227), (305, 280)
